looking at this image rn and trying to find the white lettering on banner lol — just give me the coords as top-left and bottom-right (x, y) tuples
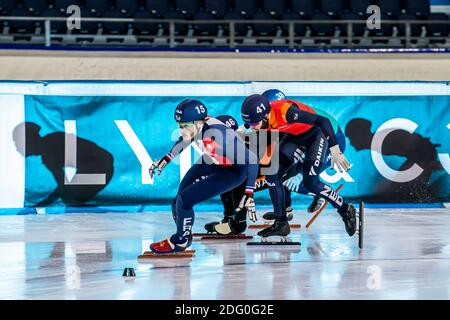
(115, 120), (154, 184)
(119, 118), (448, 186)
(437, 123), (450, 174)
(320, 166), (355, 183)
(371, 118), (424, 183)
(64, 120), (106, 185)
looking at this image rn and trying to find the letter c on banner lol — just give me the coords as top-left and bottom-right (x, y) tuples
(437, 123), (450, 174)
(371, 118), (424, 183)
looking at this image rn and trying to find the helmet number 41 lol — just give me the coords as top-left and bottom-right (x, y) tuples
(256, 103), (266, 114)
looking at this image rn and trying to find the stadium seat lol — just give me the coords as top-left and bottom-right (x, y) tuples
(85, 0), (111, 14)
(8, 8), (36, 33)
(234, 0), (257, 16)
(349, 0), (373, 16)
(204, 0), (228, 16)
(175, 0), (199, 17)
(262, 0), (285, 17)
(74, 9), (100, 34)
(133, 10), (159, 35)
(145, 0), (169, 17)
(340, 12), (366, 37)
(252, 12), (278, 36)
(310, 13), (335, 37)
(377, 0), (403, 17)
(115, 0), (140, 15)
(398, 13), (425, 38)
(281, 12), (307, 37)
(53, 0), (79, 12)
(405, 0), (430, 17)
(163, 10), (189, 36)
(193, 11), (221, 36)
(102, 10), (129, 34)
(0, 0), (20, 14)
(320, 0), (346, 16)
(369, 13), (395, 36)
(426, 13), (449, 37)
(223, 11), (250, 37)
(291, 0), (317, 17)
(41, 8), (67, 34)
(23, 0), (50, 15)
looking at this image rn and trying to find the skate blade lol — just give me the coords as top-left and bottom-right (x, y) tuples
(247, 241), (301, 246)
(358, 200), (364, 249)
(193, 233), (215, 237)
(141, 250), (195, 255)
(200, 234), (253, 240)
(249, 223), (301, 229)
(138, 251), (195, 259)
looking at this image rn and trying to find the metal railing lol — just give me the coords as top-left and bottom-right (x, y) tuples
(0, 16), (449, 48)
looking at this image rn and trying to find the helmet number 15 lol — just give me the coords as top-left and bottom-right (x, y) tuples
(195, 105), (206, 114)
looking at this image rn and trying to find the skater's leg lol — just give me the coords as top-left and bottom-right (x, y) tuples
(302, 126), (346, 212)
(151, 164), (215, 253)
(220, 191), (236, 219)
(171, 163), (212, 224)
(204, 188), (241, 233)
(228, 182), (248, 232)
(175, 166), (247, 239)
(211, 181), (248, 235)
(282, 146), (306, 208)
(302, 132), (343, 209)
(265, 142), (298, 221)
(289, 127), (346, 196)
(302, 131), (356, 235)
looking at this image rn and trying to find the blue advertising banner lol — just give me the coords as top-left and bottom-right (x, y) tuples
(0, 81), (449, 214)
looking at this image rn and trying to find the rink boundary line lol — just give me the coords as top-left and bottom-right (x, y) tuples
(0, 203), (447, 215)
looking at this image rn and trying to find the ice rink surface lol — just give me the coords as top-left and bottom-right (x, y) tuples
(0, 207), (449, 300)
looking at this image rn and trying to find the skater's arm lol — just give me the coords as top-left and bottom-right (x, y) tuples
(150, 137), (192, 177)
(285, 105), (338, 147)
(244, 150), (259, 194)
(165, 136), (192, 160)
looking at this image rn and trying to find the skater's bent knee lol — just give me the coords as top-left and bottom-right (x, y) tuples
(302, 176), (321, 194)
(176, 193), (194, 210)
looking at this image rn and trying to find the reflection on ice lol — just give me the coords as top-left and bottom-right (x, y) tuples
(0, 208), (449, 299)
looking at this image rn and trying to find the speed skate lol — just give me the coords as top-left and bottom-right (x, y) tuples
(247, 220), (301, 246)
(193, 233), (253, 240)
(137, 249), (196, 259)
(247, 236), (301, 246)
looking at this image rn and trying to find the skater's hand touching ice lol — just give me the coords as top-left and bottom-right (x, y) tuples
(150, 155), (171, 179)
(236, 191), (257, 222)
(330, 145), (351, 173)
(283, 174), (303, 192)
